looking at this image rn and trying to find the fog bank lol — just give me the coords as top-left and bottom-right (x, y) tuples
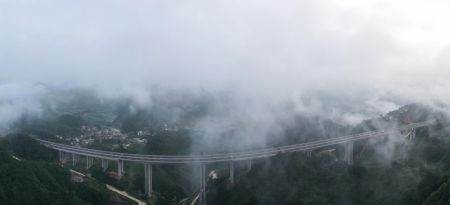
(2, 0), (450, 132)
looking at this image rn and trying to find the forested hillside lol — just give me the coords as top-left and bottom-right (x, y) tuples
(0, 134), (132, 205)
(207, 105), (450, 205)
(3, 104), (450, 205)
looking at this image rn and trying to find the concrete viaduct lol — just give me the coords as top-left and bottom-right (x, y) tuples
(38, 120), (434, 204)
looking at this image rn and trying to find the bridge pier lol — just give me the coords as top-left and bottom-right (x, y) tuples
(117, 160), (124, 179)
(247, 160), (252, 172)
(72, 154), (77, 166)
(144, 163), (153, 198)
(62, 152), (69, 164)
(229, 161), (234, 184)
(101, 159), (108, 171)
(58, 151), (63, 164)
(199, 163), (207, 205)
(408, 128), (416, 140)
(61, 151), (69, 164)
(344, 142), (354, 165)
(86, 156), (94, 169)
(306, 150), (312, 158)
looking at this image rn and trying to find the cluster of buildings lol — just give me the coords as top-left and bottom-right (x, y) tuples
(66, 126), (147, 147)
(81, 126), (126, 140)
(59, 123), (192, 150)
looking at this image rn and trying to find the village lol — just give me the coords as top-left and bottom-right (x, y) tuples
(56, 125), (148, 149)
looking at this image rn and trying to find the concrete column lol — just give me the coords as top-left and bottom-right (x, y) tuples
(121, 160), (125, 174)
(86, 156), (90, 169)
(199, 163), (207, 205)
(101, 159), (108, 171)
(144, 163), (153, 198)
(345, 142), (354, 165)
(59, 151), (63, 163)
(306, 150), (312, 158)
(86, 156), (94, 169)
(62, 152), (67, 163)
(229, 161), (234, 184)
(117, 160), (124, 179)
(247, 160), (252, 172)
(72, 154), (76, 166)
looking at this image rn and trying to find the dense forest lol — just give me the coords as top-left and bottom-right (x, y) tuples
(0, 134), (133, 205)
(3, 102), (450, 205)
(206, 105), (450, 205)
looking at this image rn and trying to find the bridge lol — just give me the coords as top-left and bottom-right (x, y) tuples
(38, 120), (435, 204)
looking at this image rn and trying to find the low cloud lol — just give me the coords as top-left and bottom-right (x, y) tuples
(1, 0), (450, 133)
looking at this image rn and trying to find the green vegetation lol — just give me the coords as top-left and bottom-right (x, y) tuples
(206, 105), (450, 205)
(4, 103), (450, 205)
(0, 134), (133, 205)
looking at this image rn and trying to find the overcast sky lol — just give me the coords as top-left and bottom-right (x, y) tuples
(1, 0), (450, 130)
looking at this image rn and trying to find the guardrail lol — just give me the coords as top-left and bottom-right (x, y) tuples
(38, 120), (435, 164)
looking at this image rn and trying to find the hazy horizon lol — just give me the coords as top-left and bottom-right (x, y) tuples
(2, 0), (450, 131)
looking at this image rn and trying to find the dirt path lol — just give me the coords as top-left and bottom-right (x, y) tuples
(69, 170), (145, 205)
(106, 184), (146, 205)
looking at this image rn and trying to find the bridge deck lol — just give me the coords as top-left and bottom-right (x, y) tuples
(38, 120), (434, 164)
